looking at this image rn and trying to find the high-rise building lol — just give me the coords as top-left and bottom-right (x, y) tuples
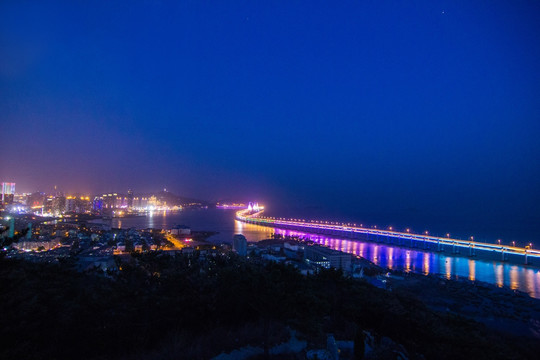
(127, 189), (134, 208)
(233, 234), (248, 256)
(8, 217), (15, 238)
(1, 182), (15, 204)
(93, 197), (103, 213)
(102, 193), (117, 208)
(52, 196), (66, 216)
(65, 197), (77, 213)
(26, 192), (45, 209)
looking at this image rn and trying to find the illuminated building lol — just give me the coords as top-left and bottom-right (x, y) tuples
(61, 196), (91, 214)
(26, 192), (45, 209)
(44, 196), (54, 214)
(304, 245), (352, 271)
(247, 202), (261, 212)
(65, 197), (77, 213)
(52, 196), (66, 216)
(1, 182), (15, 204)
(148, 195), (159, 208)
(114, 195), (128, 208)
(93, 197), (103, 213)
(170, 225), (191, 236)
(127, 189), (134, 208)
(99, 193), (131, 209)
(101, 193), (117, 208)
(133, 196), (149, 209)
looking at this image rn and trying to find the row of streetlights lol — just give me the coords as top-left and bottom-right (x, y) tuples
(373, 226), (532, 249)
(252, 213), (534, 249)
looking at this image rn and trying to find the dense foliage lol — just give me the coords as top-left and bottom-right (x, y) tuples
(1, 252), (538, 359)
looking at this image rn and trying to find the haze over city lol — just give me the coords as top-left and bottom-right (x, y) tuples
(2, 2), (540, 359)
(2, 2), (539, 238)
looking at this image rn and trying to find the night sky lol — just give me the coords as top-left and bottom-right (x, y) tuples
(1, 1), (539, 242)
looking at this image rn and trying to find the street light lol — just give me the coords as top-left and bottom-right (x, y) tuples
(512, 241), (515, 247)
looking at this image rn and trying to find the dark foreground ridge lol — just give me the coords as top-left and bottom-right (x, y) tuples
(1, 250), (539, 360)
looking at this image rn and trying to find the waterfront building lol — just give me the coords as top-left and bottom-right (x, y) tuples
(61, 196), (91, 214)
(127, 189), (134, 208)
(170, 225), (191, 236)
(114, 195), (128, 208)
(93, 197), (103, 213)
(233, 234), (248, 256)
(99, 193), (129, 209)
(101, 193), (118, 208)
(148, 195), (159, 209)
(132, 196), (149, 209)
(77, 196), (92, 213)
(304, 245), (352, 271)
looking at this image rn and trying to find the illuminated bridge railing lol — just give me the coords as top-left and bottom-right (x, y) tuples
(236, 209), (540, 264)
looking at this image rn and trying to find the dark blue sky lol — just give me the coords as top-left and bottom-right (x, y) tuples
(1, 1), (539, 241)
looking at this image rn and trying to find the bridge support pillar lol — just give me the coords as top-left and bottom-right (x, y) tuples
(438, 241), (443, 252)
(525, 251), (528, 265)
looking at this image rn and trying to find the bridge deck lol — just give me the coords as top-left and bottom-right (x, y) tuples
(236, 209), (540, 262)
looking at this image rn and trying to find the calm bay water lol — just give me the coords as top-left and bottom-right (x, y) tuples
(112, 209), (540, 298)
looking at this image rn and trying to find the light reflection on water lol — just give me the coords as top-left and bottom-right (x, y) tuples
(237, 221), (540, 299)
(468, 259), (475, 281)
(423, 252), (430, 275)
(110, 212), (540, 299)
